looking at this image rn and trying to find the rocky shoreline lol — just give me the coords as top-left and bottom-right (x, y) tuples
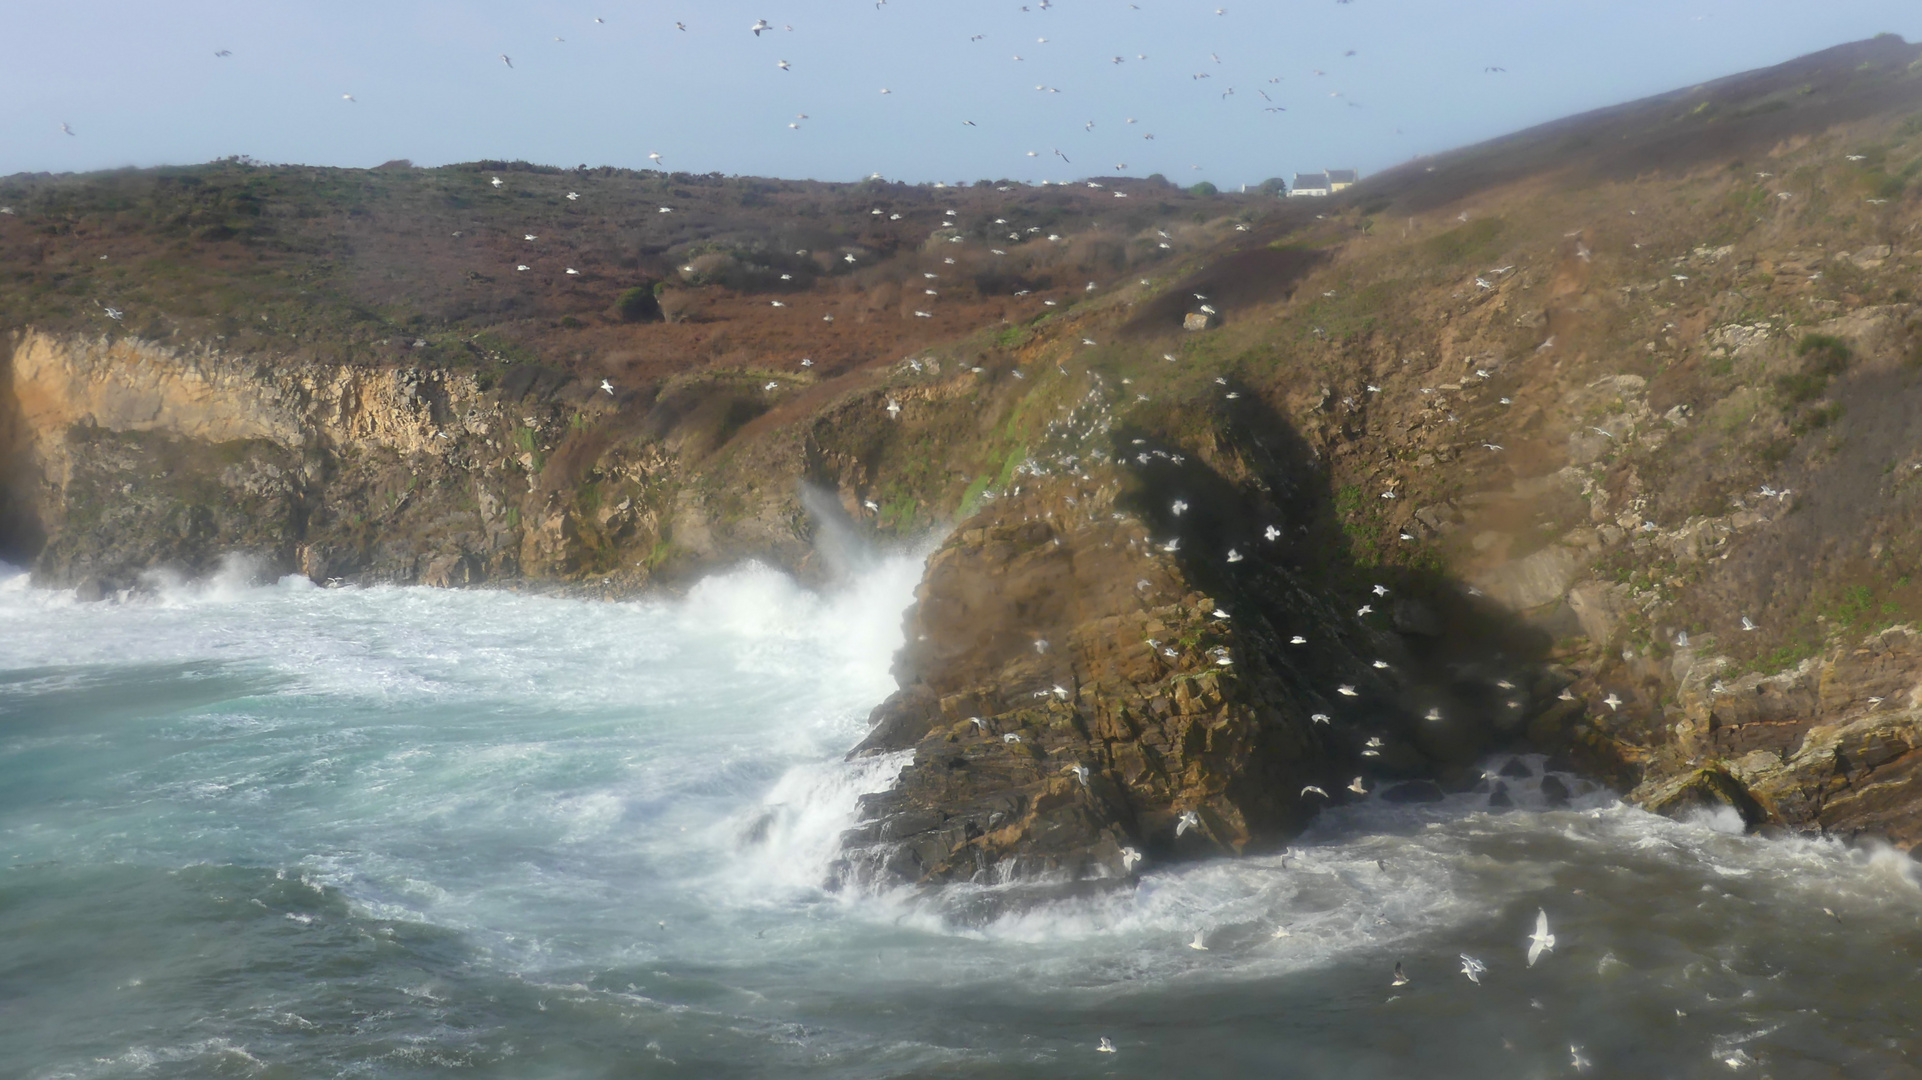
(10, 37), (1922, 884)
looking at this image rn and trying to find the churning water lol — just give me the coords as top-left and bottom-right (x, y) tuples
(1, 558), (1919, 1079)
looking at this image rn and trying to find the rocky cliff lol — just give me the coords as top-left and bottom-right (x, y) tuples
(8, 36), (1922, 891)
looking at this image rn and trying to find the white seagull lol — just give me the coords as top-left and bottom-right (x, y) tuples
(1189, 930), (1210, 951)
(1526, 908), (1555, 967)
(1175, 809), (1200, 836)
(599, 379), (614, 394)
(1301, 785), (1329, 798)
(1337, 685), (1358, 697)
(1603, 693), (1622, 712)
(1460, 954), (1487, 984)
(1097, 1037), (1118, 1054)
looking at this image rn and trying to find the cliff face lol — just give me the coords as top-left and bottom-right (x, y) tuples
(5, 328), (502, 591)
(0, 321), (1050, 597)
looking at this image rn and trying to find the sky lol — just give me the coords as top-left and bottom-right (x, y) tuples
(4, 1), (1920, 189)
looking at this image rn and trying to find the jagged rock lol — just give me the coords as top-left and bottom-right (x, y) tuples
(1636, 767), (1765, 829)
(836, 401), (1525, 895)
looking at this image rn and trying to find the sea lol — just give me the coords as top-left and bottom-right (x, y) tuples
(1, 555), (1918, 1079)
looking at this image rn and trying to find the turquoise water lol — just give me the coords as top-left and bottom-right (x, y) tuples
(2, 559), (1919, 1079)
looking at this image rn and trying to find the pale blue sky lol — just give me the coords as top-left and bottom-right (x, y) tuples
(5, 1), (1918, 187)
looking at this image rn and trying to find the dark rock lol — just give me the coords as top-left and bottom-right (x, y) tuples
(1499, 757), (1535, 779)
(1539, 773), (1572, 807)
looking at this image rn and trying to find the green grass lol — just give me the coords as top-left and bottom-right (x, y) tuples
(1421, 217), (1505, 265)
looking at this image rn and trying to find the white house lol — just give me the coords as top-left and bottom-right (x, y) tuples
(1288, 172), (1331, 197)
(1287, 169), (1360, 197)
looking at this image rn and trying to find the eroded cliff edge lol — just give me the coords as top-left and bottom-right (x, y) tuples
(0, 325), (1024, 596)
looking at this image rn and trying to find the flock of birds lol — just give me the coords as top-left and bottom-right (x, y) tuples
(926, 371), (1803, 1073)
(88, 4), (1522, 186)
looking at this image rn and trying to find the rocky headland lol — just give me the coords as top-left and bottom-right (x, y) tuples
(9, 36), (1922, 895)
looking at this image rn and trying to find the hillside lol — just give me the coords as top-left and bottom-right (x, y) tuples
(7, 35), (1922, 884)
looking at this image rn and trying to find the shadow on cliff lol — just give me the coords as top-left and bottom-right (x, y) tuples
(0, 333), (47, 566)
(1114, 381), (1558, 784)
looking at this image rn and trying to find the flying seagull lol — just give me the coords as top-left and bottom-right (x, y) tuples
(1175, 809), (1200, 836)
(599, 379), (614, 394)
(500, 54), (513, 68)
(1189, 930), (1210, 951)
(1526, 908), (1555, 967)
(1391, 962), (1410, 987)
(1460, 954), (1487, 984)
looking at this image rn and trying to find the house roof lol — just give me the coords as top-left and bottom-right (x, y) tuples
(1293, 172), (1330, 188)
(1327, 169), (1359, 183)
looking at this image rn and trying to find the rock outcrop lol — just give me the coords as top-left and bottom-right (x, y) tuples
(836, 387), (1543, 897)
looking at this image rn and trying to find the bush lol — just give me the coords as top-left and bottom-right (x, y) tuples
(1794, 333), (1852, 375)
(615, 285), (662, 323)
(1189, 181), (1219, 197)
(1776, 334), (1851, 406)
